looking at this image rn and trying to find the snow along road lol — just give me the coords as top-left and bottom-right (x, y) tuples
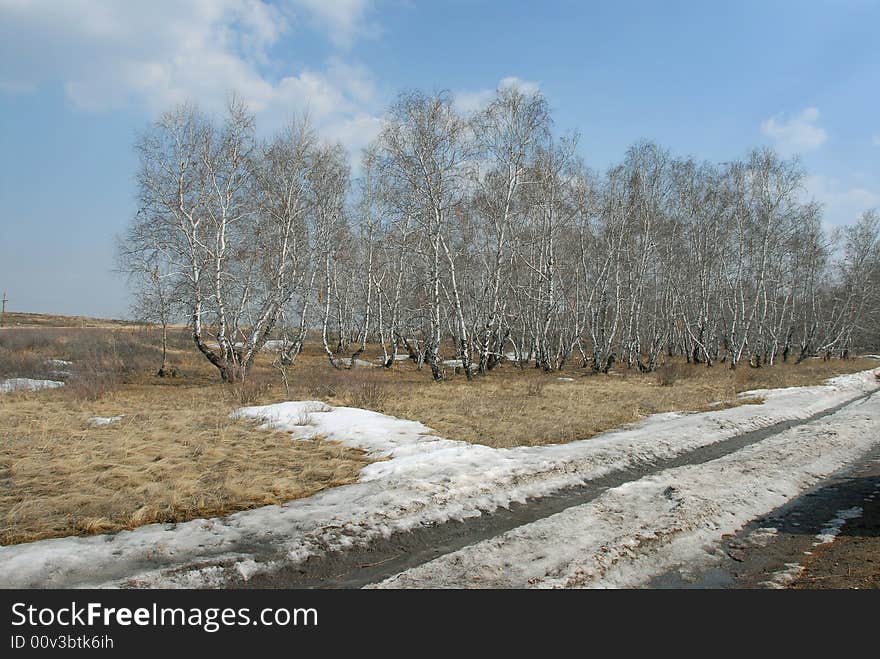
(374, 389), (880, 588)
(0, 370), (877, 588)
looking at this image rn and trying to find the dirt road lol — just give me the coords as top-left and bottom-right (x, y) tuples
(2, 374), (876, 589)
(239, 389), (880, 589)
(649, 444), (880, 589)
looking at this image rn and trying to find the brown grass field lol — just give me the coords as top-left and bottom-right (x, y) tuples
(1, 313), (876, 545)
(0, 310), (144, 328)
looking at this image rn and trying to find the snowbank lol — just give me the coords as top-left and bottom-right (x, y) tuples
(0, 378), (64, 394)
(376, 391), (880, 588)
(0, 368), (877, 588)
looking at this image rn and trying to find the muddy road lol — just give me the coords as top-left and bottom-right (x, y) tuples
(650, 444), (880, 589)
(237, 388), (880, 589)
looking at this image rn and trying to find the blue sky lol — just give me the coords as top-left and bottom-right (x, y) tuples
(1, 0), (878, 318)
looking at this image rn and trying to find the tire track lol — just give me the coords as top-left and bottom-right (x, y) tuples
(237, 386), (879, 589)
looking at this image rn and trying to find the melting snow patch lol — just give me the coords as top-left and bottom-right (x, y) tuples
(261, 340), (288, 351)
(813, 506), (863, 546)
(0, 378), (64, 394)
(442, 359), (477, 371)
(235, 558), (267, 582)
(760, 563), (805, 589)
(742, 526), (778, 548)
(1, 368), (878, 588)
(88, 415), (125, 426)
(374, 391), (880, 588)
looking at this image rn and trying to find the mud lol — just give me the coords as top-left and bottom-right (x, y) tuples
(233, 388), (878, 588)
(649, 443), (880, 589)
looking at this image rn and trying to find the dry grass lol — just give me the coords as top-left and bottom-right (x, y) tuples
(0, 384), (371, 545)
(1, 314), (876, 545)
(284, 352), (877, 449)
(371, 365), (738, 447)
(0, 311), (143, 328)
(729, 357), (877, 391)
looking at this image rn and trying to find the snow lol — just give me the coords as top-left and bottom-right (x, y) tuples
(232, 401), (440, 460)
(208, 340), (288, 351)
(557, 377), (575, 382)
(88, 415), (125, 426)
(0, 368), (877, 588)
(760, 563), (805, 589)
(744, 526), (778, 546)
(375, 390), (880, 588)
(261, 340), (288, 351)
(0, 378), (64, 394)
(813, 506), (862, 546)
(442, 359), (477, 371)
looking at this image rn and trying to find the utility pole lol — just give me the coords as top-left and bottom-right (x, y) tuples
(0, 291), (6, 327)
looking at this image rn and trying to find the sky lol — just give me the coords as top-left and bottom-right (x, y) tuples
(1, 0), (878, 319)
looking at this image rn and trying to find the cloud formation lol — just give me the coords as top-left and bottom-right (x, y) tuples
(454, 76), (542, 114)
(760, 107), (828, 155)
(290, 0), (377, 48)
(804, 174), (880, 227)
(0, 0), (380, 152)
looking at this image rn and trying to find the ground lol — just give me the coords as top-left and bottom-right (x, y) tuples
(793, 502), (880, 589)
(0, 385), (370, 544)
(1, 313), (877, 590)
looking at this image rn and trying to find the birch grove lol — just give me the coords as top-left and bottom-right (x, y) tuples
(123, 89), (880, 382)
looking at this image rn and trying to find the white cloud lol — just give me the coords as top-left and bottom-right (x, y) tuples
(455, 76), (542, 114)
(323, 114), (385, 158)
(760, 107), (828, 155)
(288, 0), (376, 48)
(498, 76), (540, 95)
(0, 0), (382, 155)
(803, 174), (880, 227)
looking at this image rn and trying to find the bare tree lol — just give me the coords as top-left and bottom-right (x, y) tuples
(126, 100), (346, 382)
(373, 91), (472, 380)
(124, 90), (880, 388)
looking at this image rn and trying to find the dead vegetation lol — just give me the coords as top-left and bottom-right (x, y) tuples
(277, 350), (877, 449)
(0, 311), (143, 329)
(0, 384), (370, 545)
(1, 315), (876, 545)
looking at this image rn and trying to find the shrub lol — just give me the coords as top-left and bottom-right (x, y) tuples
(0, 329), (55, 352)
(66, 367), (121, 401)
(229, 375), (273, 406)
(0, 347), (51, 379)
(301, 368), (343, 400)
(655, 362), (696, 386)
(344, 380), (388, 409)
(525, 378), (546, 397)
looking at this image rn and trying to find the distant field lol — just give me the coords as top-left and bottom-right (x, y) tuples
(0, 311), (143, 329)
(1, 312), (876, 545)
